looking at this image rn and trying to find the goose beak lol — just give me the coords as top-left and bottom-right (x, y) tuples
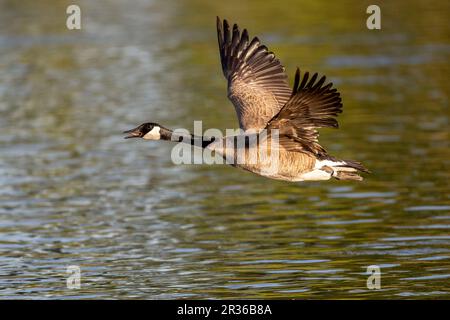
(123, 126), (142, 139)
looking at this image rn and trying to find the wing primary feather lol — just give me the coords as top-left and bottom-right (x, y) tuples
(231, 24), (240, 55)
(306, 73), (318, 88)
(313, 75), (327, 90)
(216, 18), (292, 130)
(299, 72), (309, 90)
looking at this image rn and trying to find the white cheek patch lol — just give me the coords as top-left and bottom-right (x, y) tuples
(143, 126), (161, 140)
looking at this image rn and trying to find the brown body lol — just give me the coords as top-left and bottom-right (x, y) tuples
(207, 134), (320, 181)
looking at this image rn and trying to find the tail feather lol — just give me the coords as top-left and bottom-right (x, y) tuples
(335, 159), (370, 173)
(334, 171), (363, 181)
(316, 157), (370, 181)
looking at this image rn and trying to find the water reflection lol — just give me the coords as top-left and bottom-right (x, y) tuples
(0, 0), (449, 299)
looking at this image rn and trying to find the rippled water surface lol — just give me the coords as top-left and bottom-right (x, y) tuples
(0, 0), (449, 299)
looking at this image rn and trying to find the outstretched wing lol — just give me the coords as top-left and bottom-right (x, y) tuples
(266, 68), (343, 156)
(217, 17), (292, 131)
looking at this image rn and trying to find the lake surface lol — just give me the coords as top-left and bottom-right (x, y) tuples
(0, 0), (449, 299)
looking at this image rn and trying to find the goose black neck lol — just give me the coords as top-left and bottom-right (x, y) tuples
(160, 127), (215, 148)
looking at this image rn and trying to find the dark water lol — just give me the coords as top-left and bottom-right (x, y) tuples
(0, 0), (449, 299)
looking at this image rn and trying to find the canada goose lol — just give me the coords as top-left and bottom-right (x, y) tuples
(124, 17), (369, 182)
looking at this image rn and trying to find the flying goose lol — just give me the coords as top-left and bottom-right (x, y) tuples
(124, 17), (369, 181)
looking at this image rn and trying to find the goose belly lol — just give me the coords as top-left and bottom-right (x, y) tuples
(208, 137), (320, 181)
(234, 150), (318, 181)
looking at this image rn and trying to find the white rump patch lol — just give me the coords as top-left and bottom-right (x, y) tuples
(143, 126), (161, 140)
(314, 159), (346, 170)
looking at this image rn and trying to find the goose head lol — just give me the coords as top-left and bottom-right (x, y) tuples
(123, 122), (162, 140)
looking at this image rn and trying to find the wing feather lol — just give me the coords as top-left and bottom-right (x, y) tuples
(266, 68), (343, 157)
(217, 17), (292, 131)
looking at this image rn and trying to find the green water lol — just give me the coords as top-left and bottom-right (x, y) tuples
(0, 0), (449, 299)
